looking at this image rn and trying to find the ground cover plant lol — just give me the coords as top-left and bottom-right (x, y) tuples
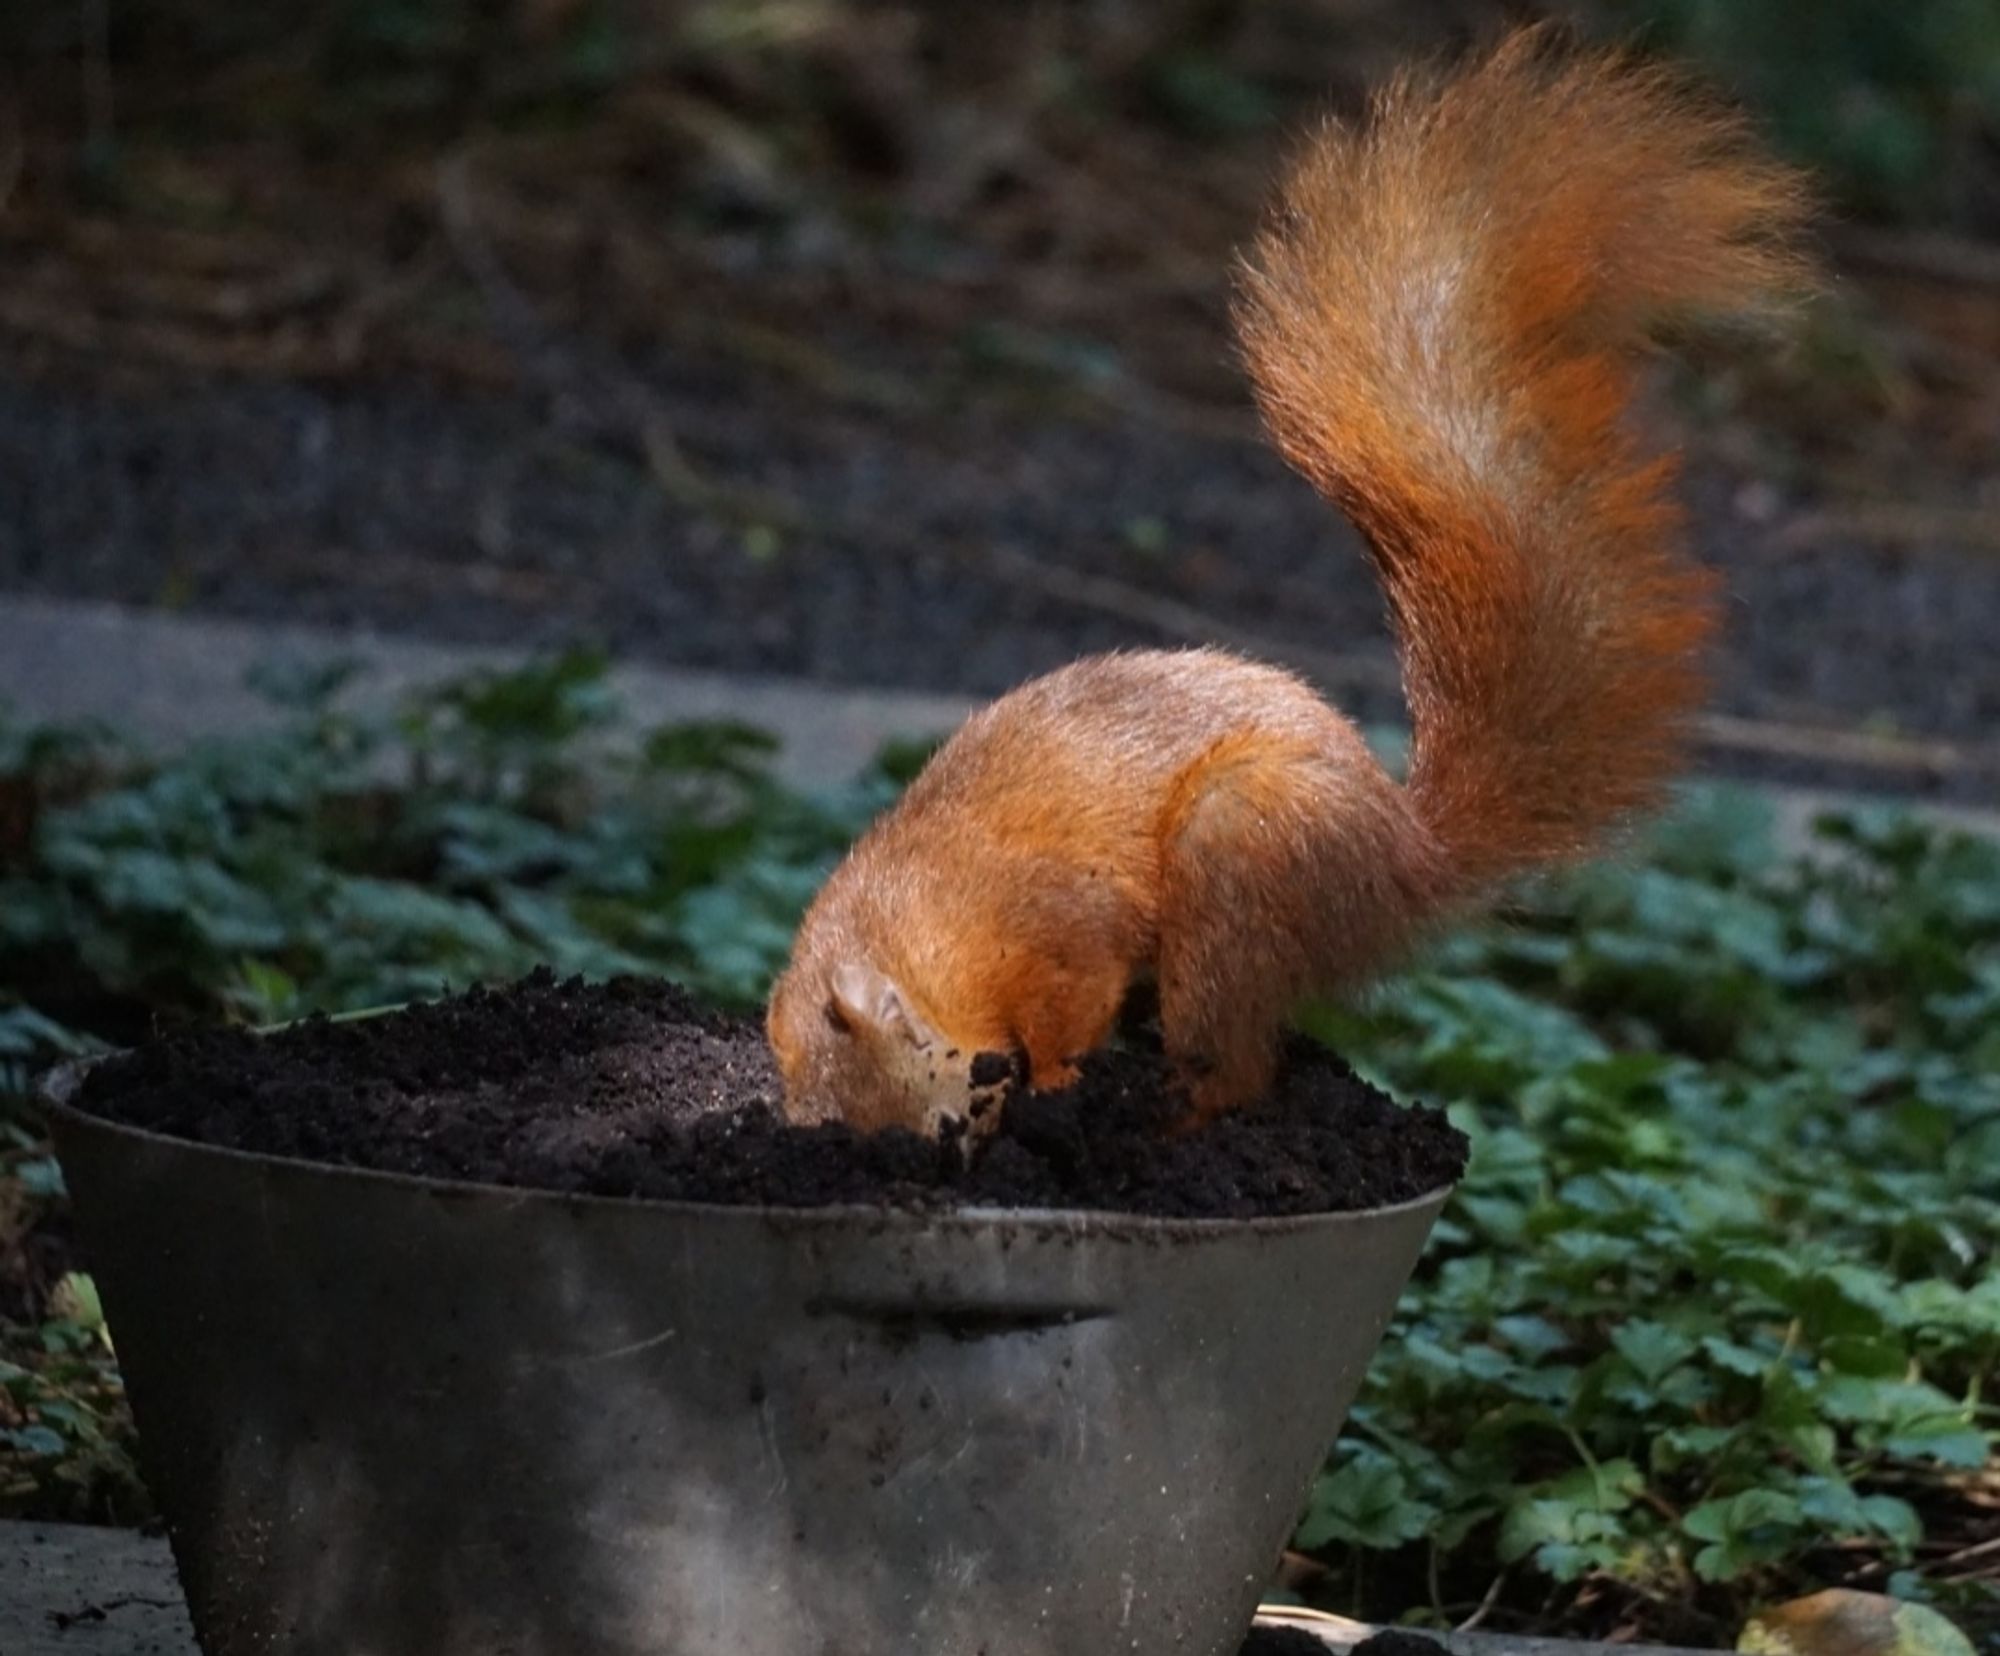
(0, 655), (1994, 1646)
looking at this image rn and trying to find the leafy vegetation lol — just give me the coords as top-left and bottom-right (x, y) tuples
(1299, 791), (2000, 1642)
(0, 655), (1994, 1646)
(0, 650), (913, 1039)
(0, 652), (916, 1526)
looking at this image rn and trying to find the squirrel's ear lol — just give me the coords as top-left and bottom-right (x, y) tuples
(828, 961), (935, 1050)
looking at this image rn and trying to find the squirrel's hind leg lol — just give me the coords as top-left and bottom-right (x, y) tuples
(1155, 725), (1442, 1124)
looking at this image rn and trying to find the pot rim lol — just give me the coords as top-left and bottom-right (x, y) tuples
(41, 1059), (1457, 1240)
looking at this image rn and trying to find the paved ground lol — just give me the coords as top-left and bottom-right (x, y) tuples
(0, 593), (972, 789)
(4, 1519), (1710, 1656)
(4, 1523), (196, 1656)
(4, 341), (1997, 807)
(5, 595), (1997, 848)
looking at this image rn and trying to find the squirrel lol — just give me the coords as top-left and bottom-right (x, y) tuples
(766, 29), (1812, 1137)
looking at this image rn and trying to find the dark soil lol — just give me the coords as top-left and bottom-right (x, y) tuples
(1349, 1633), (1451, 1656)
(1238, 1629), (1343, 1656)
(72, 970), (1466, 1219)
(5, 346), (1998, 806)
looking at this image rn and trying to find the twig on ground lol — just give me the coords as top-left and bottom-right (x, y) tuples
(1829, 225), (2000, 290)
(1457, 1569), (1509, 1633)
(1253, 1602), (1367, 1636)
(1695, 710), (1996, 779)
(713, 318), (925, 415)
(261, 547), (561, 606)
(1772, 503), (2000, 557)
(80, 0), (115, 160)
(979, 541), (1400, 690)
(1935, 1532), (2000, 1582)
(0, 105), (22, 215)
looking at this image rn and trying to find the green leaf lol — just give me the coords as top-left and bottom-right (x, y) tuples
(1879, 1421), (1992, 1469)
(1612, 1320), (1697, 1383)
(3, 1425), (66, 1457)
(1296, 1454), (1438, 1552)
(1494, 1315), (1570, 1361)
(1703, 1335), (1773, 1377)
(1684, 1489), (1803, 1542)
(1684, 1490), (1807, 1581)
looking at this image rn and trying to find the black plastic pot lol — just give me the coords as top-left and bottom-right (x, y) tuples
(48, 1064), (1449, 1656)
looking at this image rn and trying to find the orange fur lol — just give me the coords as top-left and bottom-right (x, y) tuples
(767, 29), (1813, 1136)
(1236, 27), (1812, 886)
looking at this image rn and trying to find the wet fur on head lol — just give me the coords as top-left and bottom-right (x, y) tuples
(767, 954), (995, 1137)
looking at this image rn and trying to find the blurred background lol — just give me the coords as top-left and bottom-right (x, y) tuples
(4, 0), (1999, 799)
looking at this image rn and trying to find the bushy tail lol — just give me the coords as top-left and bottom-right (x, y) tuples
(1235, 28), (1812, 891)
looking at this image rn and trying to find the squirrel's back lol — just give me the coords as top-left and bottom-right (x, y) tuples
(1235, 28), (1812, 888)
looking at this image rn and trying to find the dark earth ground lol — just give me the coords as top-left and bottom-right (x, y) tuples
(6, 256), (1999, 805)
(3, 8), (1998, 806)
(9, 332), (1999, 800)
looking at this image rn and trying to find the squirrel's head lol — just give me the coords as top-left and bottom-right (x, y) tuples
(767, 958), (996, 1138)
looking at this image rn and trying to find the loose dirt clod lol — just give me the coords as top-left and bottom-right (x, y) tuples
(74, 970), (1466, 1218)
(1238, 1629), (1342, 1656)
(1347, 1633), (1451, 1656)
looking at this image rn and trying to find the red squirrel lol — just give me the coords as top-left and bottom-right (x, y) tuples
(767, 30), (1812, 1136)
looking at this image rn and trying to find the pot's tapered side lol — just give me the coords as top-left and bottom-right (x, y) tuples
(50, 1080), (1447, 1656)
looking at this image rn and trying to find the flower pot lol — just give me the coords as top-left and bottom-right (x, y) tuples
(48, 1063), (1448, 1656)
